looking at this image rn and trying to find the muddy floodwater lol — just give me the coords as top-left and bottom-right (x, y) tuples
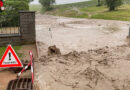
(36, 14), (129, 56)
(35, 13), (130, 90)
(56, 0), (90, 4)
(30, 0), (90, 5)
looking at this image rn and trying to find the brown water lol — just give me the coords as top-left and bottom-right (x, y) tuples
(35, 14), (130, 90)
(36, 14), (129, 55)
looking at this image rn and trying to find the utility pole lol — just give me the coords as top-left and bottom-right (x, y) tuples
(128, 24), (130, 38)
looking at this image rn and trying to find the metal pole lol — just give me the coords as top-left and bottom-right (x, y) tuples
(128, 26), (130, 38)
(49, 28), (53, 46)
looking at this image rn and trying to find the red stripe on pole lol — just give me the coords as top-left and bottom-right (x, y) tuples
(17, 51), (34, 84)
(21, 68), (25, 73)
(17, 62), (31, 77)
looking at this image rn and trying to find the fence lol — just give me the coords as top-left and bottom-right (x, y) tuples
(0, 15), (20, 36)
(0, 11), (36, 46)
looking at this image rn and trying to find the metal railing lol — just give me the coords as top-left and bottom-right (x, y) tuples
(0, 15), (20, 36)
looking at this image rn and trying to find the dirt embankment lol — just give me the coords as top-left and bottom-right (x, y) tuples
(35, 44), (130, 90)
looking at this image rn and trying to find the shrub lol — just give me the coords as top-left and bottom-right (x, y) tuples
(105, 0), (123, 11)
(6, 0), (33, 3)
(0, 0), (29, 26)
(39, 0), (55, 11)
(97, 0), (105, 6)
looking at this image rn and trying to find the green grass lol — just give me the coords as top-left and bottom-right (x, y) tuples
(54, 0), (97, 8)
(29, 0), (97, 12)
(0, 46), (22, 59)
(29, 0), (130, 21)
(46, 1), (130, 21)
(90, 5), (130, 21)
(124, 0), (130, 4)
(29, 4), (42, 12)
(46, 8), (88, 18)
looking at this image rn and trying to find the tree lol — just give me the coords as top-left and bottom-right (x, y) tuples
(39, 0), (55, 11)
(29, 0), (33, 2)
(7, 0), (33, 3)
(97, 0), (101, 6)
(105, 0), (123, 11)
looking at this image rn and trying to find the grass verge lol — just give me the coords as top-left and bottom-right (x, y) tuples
(47, 4), (130, 21)
(0, 46), (22, 59)
(29, 4), (42, 12)
(30, 0), (130, 21)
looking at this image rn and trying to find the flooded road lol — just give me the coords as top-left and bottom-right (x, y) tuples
(56, 0), (90, 4)
(36, 14), (129, 56)
(34, 14), (130, 90)
(30, 0), (90, 5)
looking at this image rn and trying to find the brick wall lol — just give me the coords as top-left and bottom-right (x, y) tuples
(20, 11), (36, 44)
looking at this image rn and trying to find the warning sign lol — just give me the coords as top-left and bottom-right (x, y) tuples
(0, 45), (23, 67)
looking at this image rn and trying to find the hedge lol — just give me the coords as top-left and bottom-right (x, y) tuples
(0, 0), (29, 26)
(6, 0), (30, 3)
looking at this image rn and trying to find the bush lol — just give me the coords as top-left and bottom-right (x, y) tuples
(105, 0), (123, 11)
(39, 0), (55, 11)
(6, 0), (33, 3)
(0, 0), (29, 26)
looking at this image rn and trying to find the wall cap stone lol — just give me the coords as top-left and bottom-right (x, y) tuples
(19, 11), (35, 13)
(0, 34), (21, 38)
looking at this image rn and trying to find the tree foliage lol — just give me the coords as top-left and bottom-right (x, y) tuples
(39, 0), (55, 11)
(105, 0), (123, 11)
(0, 0), (29, 26)
(97, 0), (105, 6)
(6, 0), (33, 3)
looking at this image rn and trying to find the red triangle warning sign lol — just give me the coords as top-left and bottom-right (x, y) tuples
(0, 45), (23, 67)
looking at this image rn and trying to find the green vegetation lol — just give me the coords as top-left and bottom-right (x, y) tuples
(43, 0), (130, 21)
(29, 4), (42, 11)
(39, 0), (55, 11)
(0, 46), (22, 59)
(105, 0), (123, 11)
(6, 0), (30, 3)
(0, 0), (29, 26)
(54, 0), (97, 8)
(46, 8), (88, 18)
(91, 5), (130, 21)
(29, 0), (130, 21)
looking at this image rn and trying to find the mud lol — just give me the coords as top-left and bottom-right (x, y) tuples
(48, 45), (61, 55)
(35, 14), (130, 90)
(36, 14), (129, 55)
(0, 71), (16, 90)
(34, 44), (130, 90)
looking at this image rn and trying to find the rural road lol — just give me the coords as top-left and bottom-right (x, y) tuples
(36, 13), (129, 56)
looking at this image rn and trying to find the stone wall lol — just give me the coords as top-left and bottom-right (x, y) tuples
(0, 35), (21, 46)
(0, 11), (36, 46)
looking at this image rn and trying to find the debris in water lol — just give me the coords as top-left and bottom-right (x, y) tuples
(48, 45), (61, 55)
